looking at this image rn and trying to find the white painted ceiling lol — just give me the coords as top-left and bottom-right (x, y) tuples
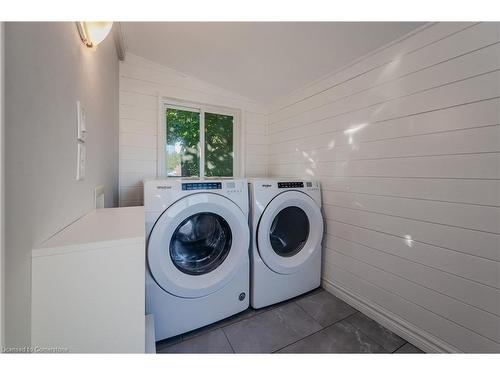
(121, 22), (424, 105)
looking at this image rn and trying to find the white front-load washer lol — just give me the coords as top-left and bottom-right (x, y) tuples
(144, 179), (250, 341)
(249, 178), (323, 308)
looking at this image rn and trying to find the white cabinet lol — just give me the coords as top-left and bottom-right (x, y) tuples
(31, 207), (145, 353)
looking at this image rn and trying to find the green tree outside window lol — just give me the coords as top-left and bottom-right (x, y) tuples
(165, 107), (234, 178)
(165, 108), (200, 177)
(205, 112), (233, 177)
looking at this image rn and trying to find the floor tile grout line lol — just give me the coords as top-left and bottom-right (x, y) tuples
(345, 312), (408, 352)
(272, 326), (329, 353)
(221, 328), (236, 354)
(272, 311), (357, 353)
(391, 341), (410, 353)
(291, 289), (332, 326)
(293, 300), (321, 324)
(294, 290), (358, 329)
(158, 327), (236, 354)
(272, 309), (359, 353)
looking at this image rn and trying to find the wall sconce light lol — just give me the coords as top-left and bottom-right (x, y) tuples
(76, 22), (113, 49)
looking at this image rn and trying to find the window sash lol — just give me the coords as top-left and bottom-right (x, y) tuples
(158, 99), (240, 179)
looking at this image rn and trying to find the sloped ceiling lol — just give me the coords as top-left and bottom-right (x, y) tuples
(121, 22), (424, 105)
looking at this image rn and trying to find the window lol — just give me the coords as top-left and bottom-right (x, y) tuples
(160, 102), (239, 178)
(165, 107), (200, 177)
(204, 112), (234, 177)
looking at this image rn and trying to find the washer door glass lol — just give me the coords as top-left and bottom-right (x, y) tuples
(269, 206), (310, 257)
(170, 212), (232, 275)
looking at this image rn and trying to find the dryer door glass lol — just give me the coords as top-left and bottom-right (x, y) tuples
(269, 206), (310, 257)
(170, 212), (232, 275)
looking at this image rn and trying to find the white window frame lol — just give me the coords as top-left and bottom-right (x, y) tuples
(157, 98), (241, 179)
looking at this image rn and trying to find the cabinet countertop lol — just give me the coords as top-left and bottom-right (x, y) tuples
(33, 206), (145, 257)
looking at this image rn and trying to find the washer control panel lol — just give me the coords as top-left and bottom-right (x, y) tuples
(182, 182), (222, 190)
(278, 181), (304, 189)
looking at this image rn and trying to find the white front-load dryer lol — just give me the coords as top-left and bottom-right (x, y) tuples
(144, 179), (250, 341)
(249, 178), (323, 308)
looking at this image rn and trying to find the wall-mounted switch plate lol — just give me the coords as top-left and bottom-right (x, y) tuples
(76, 142), (86, 181)
(76, 101), (86, 142)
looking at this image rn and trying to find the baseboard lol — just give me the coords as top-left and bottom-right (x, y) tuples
(322, 279), (462, 353)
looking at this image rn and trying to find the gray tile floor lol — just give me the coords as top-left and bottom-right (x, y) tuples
(156, 288), (424, 354)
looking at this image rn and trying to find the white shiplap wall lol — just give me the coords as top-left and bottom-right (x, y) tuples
(119, 53), (268, 206)
(268, 22), (500, 353)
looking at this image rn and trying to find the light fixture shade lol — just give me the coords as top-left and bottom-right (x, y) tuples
(77, 22), (113, 48)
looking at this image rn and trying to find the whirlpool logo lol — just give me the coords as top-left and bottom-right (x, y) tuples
(261, 184), (272, 188)
(156, 185), (172, 190)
